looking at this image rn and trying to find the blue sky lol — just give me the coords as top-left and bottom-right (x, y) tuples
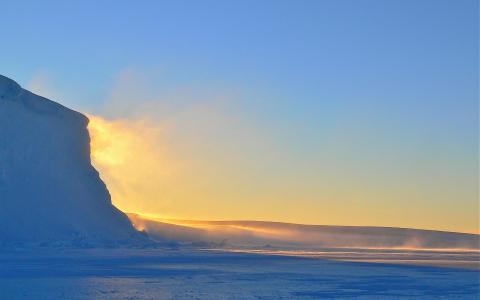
(1, 0), (478, 232)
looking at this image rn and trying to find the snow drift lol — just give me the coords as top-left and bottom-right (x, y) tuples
(128, 214), (480, 250)
(0, 75), (143, 247)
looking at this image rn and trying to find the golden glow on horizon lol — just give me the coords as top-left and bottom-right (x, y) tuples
(128, 214), (480, 255)
(87, 115), (479, 234)
(131, 213), (298, 239)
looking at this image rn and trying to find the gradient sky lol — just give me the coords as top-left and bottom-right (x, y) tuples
(1, 0), (478, 233)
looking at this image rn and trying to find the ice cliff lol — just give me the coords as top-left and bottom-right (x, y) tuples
(0, 75), (143, 247)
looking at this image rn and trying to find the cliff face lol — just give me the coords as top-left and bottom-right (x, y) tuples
(0, 75), (142, 246)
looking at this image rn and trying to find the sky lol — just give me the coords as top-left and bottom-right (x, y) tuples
(1, 0), (478, 233)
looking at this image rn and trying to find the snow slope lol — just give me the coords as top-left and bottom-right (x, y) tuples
(0, 75), (143, 247)
(128, 214), (480, 250)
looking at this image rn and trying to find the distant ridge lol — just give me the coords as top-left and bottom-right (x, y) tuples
(128, 213), (480, 250)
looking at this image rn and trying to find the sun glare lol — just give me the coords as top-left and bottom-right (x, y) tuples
(88, 115), (130, 166)
(87, 115), (179, 215)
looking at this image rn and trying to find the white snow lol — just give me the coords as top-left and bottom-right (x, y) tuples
(0, 248), (478, 299)
(0, 75), (143, 247)
(128, 214), (480, 250)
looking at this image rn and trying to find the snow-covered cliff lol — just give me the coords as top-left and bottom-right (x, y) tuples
(0, 75), (143, 247)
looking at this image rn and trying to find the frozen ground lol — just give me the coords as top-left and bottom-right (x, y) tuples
(0, 248), (478, 299)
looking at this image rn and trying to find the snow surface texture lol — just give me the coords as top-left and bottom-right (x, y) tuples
(128, 214), (480, 250)
(0, 75), (142, 247)
(1, 249), (479, 299)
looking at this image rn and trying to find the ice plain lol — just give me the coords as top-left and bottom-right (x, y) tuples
(1, 247), (479, 300)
